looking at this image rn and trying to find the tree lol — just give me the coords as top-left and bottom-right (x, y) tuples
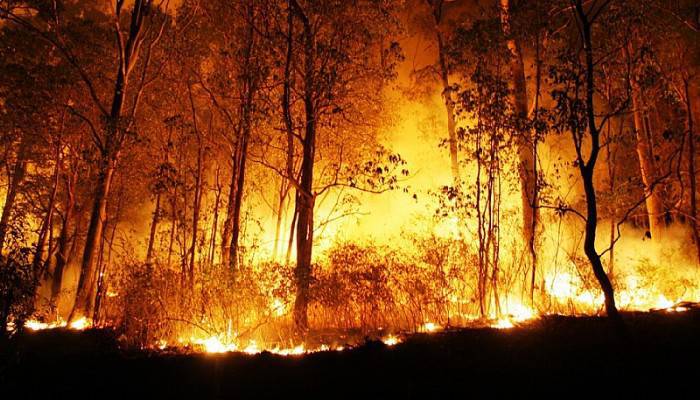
(278, 0), (404, 333)
(498, 0), (540, 298)
(1, 0), (172, 321)
(425, 0), (461, 187)
(550, 0), (623, 326)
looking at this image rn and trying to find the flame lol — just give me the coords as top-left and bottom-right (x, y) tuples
(506, 301), (536, 322)
(69, 317), (90, 330)
(22, 317), (90, 332)
(189, 335), (336, 356)
(25, 319), (65, 331)
(196, 336), (236, 354)
(492, 319), (515, 329)
(271, 345), (306, 356)
(382, 334), (400, 346)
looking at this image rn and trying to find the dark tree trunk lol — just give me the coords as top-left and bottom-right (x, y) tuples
(209, 167), (222, 266)
(282, 2), (297, 268)
(291, 0), (317, 333)
(70, 155), (116, 322)
(187, 84), (204, 286)
(221, 167), (236, 270)
(228, 135), (248, 273)
(51, 165), (78, 308)
(0, 138), (29, 255)
(224, 4), (256, 274)
(293, 157), (314, 333)
(574, 0), (622, 328)
(145, 193), (161, 264)
(273, 178), (290, 261)
(286, 202), (298, 266)
(33, 143), (61, 278)
(167, 183), (177, 267)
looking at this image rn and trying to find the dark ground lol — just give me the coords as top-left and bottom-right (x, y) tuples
(1, 310), (699, 399)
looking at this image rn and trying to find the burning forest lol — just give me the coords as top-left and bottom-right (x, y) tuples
(1, 0), (700, 396)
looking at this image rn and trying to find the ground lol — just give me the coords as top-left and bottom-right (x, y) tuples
(1, 310), (699, 398)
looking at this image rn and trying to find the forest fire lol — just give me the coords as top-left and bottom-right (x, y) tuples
(23, 317), (90, 332)
(1, 1), (700, 395)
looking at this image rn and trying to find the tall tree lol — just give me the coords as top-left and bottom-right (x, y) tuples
(426, 0), (461, 187)
(498, 0), (540, 297)
(549, 0), (630, 326)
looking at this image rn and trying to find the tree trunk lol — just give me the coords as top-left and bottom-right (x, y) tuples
(92, 213), (113, 324)
(228, 136), (248, 274)
(145, 193), (161, 264)
(69, 156), (116, 322)
(273, 178), (289, 261)
(187, 84), (204, 286)
(51, 165), (78, 308)
(292, 4), (317, 333)
(684, 78), (700, 265)
(582, 166), (621, 323)
(69, 0), (154, 323)
(431, 3), (460, 187)
(626, 43), (665, 239)
(282, 3), (296, 267)
(575, 0), (622, 328)
(209, 167), (222, 266)
(293, 169), (314, 333)
(32, 142), (61, 279)
(0, 138), (29, 255)
(499, 0), (539, 297)
(167, 183), (177, 266)
(221, 166), (236, 269)
(286, 202), (298, 266)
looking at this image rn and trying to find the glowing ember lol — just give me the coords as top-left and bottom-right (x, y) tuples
(382, 335), (400, 346)
(243, 341), (260, 355)
(271, 345), (306, 356)
(421, 322), (440, 333)
(22, 317), (90, 332)
(192, 336), (237, 353)
(506, 302), (536, 322)
(654, 295), (674, 310)
(25, 319), (65, 331)
(492, 319), (515, 329)
(69, 317), (90, 330)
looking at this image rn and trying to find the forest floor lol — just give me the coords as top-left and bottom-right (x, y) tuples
(2, 309), (699, 398)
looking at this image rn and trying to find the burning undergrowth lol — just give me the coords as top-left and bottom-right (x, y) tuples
(11, 224), (699, 356)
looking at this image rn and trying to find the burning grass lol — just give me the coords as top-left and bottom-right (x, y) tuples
(11, 232), (700, 356)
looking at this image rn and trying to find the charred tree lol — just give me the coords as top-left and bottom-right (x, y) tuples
(571, 0), (622, 327)
(290, 0), (317, 333)
(187, 83), (204, 286)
